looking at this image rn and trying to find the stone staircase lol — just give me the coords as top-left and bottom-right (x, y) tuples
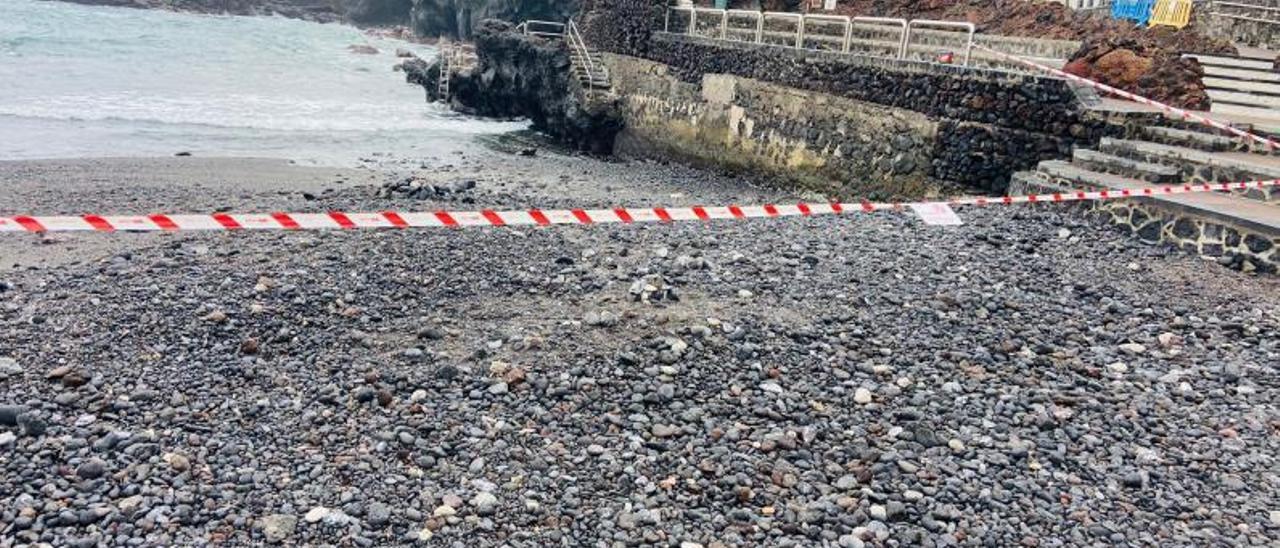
(1184, 50), (1280, 123)
(570, 49), (611, 90)
(1012, 118), (1280, 272)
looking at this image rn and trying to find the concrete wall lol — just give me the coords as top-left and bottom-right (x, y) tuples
(606, 54), (940, 199)
(594, 33), (1130, 196)
(1012, 171), (1280, 274)
(630, 34), (1123, 192)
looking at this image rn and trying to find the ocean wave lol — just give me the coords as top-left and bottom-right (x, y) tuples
(0, 0), (510, 163)
(0, 95), (509, 133)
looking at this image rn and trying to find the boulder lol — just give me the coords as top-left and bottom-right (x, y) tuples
(347, 44), (380, 55)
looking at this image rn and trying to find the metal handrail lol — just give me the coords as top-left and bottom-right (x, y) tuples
(762, 12), (803, 47)
(1214, 11), (1280, 22)
(690, 8), (727, 39)
(1214, 0), (1280, 10)
(725, 9), (764, 42)
(660, 7), (986, 68)
(852, 17), (909, 58)
(665, 6), (693, 33)
(521, 19), (567, 38)
(800, 14), (852, 52)
(566, 19), (600, 98)
(905, 20), (975, 66)
(1213, 0), (1280, 18)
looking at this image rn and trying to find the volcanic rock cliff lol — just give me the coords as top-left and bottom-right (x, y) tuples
(405, 20), (621, 152)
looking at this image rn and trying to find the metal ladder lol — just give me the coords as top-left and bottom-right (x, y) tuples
(437, 43), (451, 102)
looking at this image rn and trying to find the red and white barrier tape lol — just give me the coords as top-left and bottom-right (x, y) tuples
(974, 44), (1280, 152)
(1, 179), (1275, 232)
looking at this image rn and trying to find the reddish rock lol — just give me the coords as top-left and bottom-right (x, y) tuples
(1093, 49), (1152, 86)
(502, 366), (526, 386)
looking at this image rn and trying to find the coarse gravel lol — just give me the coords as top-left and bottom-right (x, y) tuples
(1, 147), (1279, 547)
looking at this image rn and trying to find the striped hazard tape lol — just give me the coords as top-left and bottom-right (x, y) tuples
(974, 44), (1280, 152)
(1, 179), (1276, 232)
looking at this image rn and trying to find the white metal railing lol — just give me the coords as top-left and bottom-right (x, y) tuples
(725, 10), (764, 42)
(905, 20), (975, 66)
(663, 7), (980, 66)
(852, 16), (909, 58)
(1211, 0), (1280, 23)
(799, 14), (851, 52)
(762, 12), (803, 48)
(518, 20), (567, 38)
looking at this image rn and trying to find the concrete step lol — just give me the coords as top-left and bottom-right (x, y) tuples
(1208, 88), (1280, 109)
(1201, 65), (1280, 83)
(1034, 160), (1280, 237)
(1100, 138), (1225, 169)
(1098, 138), (1280, 204)
(1071, 148), (1180, 183)
(1211, 101), (1280, 121)
(1186, 53), (1275, 71)
(1158, 117), (1265, 142)
(571, 62), (608, 73)
(1236, 45), (1279, 62)
(1142, 126), (1240, 152)
(1204, 77), (1280, 94)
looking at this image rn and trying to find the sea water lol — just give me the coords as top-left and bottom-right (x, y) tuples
(0, 0), (524, 165)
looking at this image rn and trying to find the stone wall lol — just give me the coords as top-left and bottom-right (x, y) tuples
(1198, 11), (1280, 50)
(629, 33), (1120, 192)
(646, 34), (1082, 133)
(1012, 172), (1280, 274)
(606, 55), (941, 199)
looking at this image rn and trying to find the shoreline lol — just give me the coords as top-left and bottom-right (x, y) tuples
(0, 150), (796, 271)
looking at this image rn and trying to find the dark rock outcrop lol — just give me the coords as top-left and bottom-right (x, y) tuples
(578, 0), (663, 58)
(345, 0), (415, 25)
(410, 20), (621, 153)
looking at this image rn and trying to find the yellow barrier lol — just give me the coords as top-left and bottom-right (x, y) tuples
(1149, 0), (1192, 28)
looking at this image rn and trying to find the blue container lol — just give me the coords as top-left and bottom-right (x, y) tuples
(1112, 0), (1155, 26)
(715, 0), (728, 8)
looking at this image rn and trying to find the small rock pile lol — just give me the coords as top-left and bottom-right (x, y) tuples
(378, 176), (477, 200)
